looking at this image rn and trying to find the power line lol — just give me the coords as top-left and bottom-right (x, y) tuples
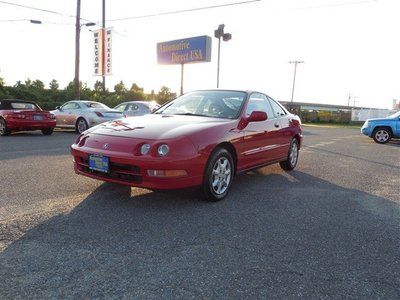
(291, 0), (380, 11)
(0, 0), (66, 16)
(107, 0), (262, 22)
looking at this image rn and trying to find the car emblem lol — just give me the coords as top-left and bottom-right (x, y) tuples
(103, 143), (110, 150)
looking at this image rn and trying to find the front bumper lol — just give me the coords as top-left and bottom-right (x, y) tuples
(71, 145), (206, 190)
(361, 125), (372, 137)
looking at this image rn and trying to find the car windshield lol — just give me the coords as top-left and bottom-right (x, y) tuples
(10, 102), (40, 110)
(84, 102), (109, 109)
(388, 111), (400, 118)
(155, 91), (247, 119)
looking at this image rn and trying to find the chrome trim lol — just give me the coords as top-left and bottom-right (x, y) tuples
(242, 143), (290, 156)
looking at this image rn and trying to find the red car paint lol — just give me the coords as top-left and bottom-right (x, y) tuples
(71, 90), (302, 190)
(0, 99), (56, 134)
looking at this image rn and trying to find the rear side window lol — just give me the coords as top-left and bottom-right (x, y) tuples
(61, 102), (80, 110)
(268, 97), (287, 118)
(127, 103), (139, 112)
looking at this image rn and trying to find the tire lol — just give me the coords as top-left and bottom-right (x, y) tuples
(41, 128), (54, 136)
(76, 118), (88, 134)
(280, 138), (299, 171)
(372, 127), (392, 144)
(202, 148), (234, 202)
(0, 118), (11, 136)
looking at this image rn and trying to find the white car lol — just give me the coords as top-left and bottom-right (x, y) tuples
(113, 101), (160, 117)
(51, 100), (125, 133)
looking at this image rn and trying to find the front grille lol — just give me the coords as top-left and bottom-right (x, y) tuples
(75, 156), (142, 184)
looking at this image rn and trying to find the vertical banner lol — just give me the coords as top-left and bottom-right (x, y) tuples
(93, 29), (103, 76)
(93, 28), (112, 76)
(104, 28), (112, 75)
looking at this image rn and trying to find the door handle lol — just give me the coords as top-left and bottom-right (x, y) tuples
(274, 122), (280, 128)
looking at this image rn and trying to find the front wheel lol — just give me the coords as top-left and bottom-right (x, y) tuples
(0, 118), (11, 136)
(202, 148), (234, 202)
(280, 138), (299, 171)
(41, 128), (54, 136)
(372, 128), (391, 144)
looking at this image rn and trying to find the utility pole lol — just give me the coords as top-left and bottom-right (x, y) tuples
(74, 0), (81, 100)
(102, 0), (106, 94)
(347, 93), (351, 107)
(289, 60), (304, 102)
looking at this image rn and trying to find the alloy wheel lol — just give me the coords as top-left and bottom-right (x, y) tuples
(289, 142), (298, 167)
(375, 130), (389, 143)
(77, 119), (88, 134)
(211, 157), (232, 195)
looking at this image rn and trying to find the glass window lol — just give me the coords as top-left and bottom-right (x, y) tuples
(114, 103), (127, 112)
(268, 97), (287, 117)
(10, 102), (39, 110)
(156, 90), (247, 119)
(84, 102), (109, 109)
(61, 102), (80, 110)
(245, 93), (274, 118)
(127, 103), (139, 111)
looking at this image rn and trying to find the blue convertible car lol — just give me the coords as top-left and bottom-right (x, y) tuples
(361, 111), (400, 143)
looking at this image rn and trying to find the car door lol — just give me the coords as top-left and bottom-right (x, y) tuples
(63, 102), (81, 126)
(56, 102), (74, 126)
(268, 97), (292, 158)
(240, 93), (282, 169)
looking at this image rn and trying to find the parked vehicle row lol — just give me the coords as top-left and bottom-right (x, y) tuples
(0, 99), (158, 135)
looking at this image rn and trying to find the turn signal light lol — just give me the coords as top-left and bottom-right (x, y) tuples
(147, 170), (187, 178)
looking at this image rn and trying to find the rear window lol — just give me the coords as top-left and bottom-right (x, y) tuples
(10, 102), (39, 110)
(84, 102), (109, 109)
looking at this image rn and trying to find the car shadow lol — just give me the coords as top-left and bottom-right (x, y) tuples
(1, 171), (399, 298)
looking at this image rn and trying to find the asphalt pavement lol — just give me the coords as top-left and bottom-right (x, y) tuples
(0, 126), (399, 299)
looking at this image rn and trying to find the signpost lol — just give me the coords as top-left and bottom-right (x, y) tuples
(157, 35), (212, 95)
(93, 28), (112, 77)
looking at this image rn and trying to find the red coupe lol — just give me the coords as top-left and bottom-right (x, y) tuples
(71, 90), (302, 201)
(0, 99), (56, 136)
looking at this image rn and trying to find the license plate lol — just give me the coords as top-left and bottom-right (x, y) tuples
(33, 115), (43, 121)
(89, 154), (109, 173)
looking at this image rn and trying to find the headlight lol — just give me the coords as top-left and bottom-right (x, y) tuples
(157, 144), (169, 156)
(140, 144), (150, 155)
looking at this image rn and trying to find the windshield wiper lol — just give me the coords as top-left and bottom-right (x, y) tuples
(173, 113), (208, 117)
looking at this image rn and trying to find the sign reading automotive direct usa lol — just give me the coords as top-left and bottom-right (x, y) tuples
(93, 28), (112, 76)
(157, 36), (212, 65)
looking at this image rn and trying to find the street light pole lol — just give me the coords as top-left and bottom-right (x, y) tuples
(74, 0), (81, 100)
(214, 24), (232, 88)
(289, 60), (304, 102)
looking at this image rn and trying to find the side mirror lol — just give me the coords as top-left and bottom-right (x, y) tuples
(56, 106), (61, 110)
(247, 111), (268, 122)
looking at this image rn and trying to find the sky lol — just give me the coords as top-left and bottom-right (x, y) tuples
(0, 0), (399, 109)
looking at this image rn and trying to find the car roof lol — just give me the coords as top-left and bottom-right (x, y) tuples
(117, 100), (148, 105)
(0, 99), (38, 104)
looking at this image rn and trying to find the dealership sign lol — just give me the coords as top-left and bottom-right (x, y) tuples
(157, 36), (212, 65)
(93, 28), (112, 76)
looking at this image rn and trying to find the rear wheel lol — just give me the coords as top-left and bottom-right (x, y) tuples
(76, 118), (88, 134)
(0, 118), (11, 136)
(41, 128), (54, 136)
(372, 128), (391, 144)
(280, 138), (299, 171)
(202, 148), (234, 202)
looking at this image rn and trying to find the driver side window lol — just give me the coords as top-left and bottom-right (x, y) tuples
(61, 102), (79, 110)
(246, 93), (274, 119)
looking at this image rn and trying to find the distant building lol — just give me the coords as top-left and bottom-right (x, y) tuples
(280, 101), (395, 123)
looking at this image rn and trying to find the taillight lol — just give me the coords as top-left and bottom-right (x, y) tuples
(14, 114), (26, 119)
(49, 114), (56, 119)
(94, 112), (104, 117)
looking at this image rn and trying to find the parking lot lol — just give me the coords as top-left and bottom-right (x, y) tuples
(0, 126), (399, 298)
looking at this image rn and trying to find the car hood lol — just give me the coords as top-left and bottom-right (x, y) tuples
(366, 117), (393, 122)
(86, 114), (237, 140)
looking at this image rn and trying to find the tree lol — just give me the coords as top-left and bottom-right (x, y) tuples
(156, 86), (176, 104)
(32, 80), (45, 90)
(125, 83), (146, 100)
(114, 81), (127, 95)
(94, 80), (104, 93)
(49, 79), (59, 90)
